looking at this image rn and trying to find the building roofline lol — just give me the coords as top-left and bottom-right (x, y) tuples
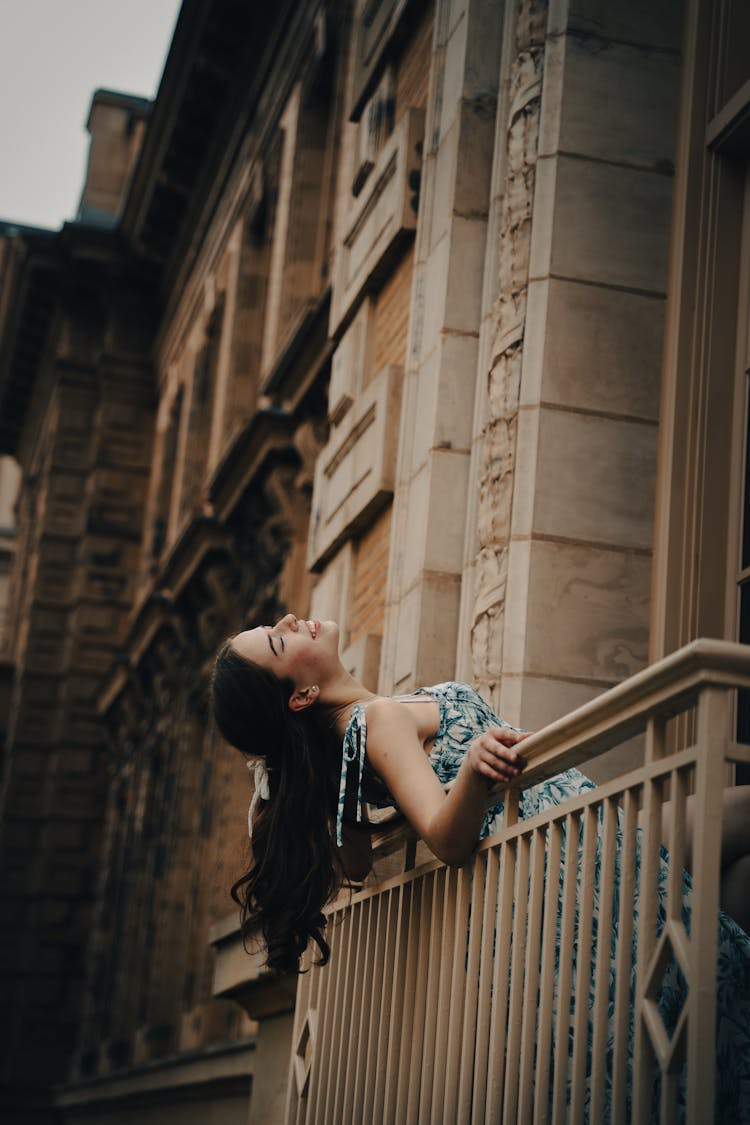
(85, 88), (153, 131)
(0, 220), (57, 239)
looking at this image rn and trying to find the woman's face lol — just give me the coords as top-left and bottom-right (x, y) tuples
(232, 613), (341, 690)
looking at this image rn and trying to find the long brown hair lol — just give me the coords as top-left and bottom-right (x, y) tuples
(211, 640), (346, 973)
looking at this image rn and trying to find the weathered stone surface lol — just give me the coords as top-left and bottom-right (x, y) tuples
(519, 405), (659, 548)
(552, 0), (683, 52)
(554, 34), (680, 169)
(531, 154), (673, 292)
(471, 0), (676, 707)
(522, 278), (664, 419)
(472, 6), (542, 696)
(523, 538), (652, 682)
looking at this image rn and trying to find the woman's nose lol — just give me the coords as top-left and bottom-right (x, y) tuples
(276, 612), (298, 630)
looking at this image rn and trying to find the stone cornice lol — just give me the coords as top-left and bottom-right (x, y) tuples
(261, 289), (333, 409)
(209, 916), (297, 1020)
(160, 515), (225, 593)
(55, 1038), (254, 1111)
(208, 407), (297, 523)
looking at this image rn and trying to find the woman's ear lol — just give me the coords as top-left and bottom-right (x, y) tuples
(288, 685), (319, 713)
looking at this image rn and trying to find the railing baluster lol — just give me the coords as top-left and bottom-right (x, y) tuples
(458, 851), (486, 1124)
(518, 827), (546, 1124)
(285, 947), (312, 1125)
(384, 882), (413, 1123)
(611, 788), (637, 1125)
(407, 875), (434, 1124)
(485, 836), (517, 1123)
(445, 863), (473, 1123)
(662, 1069), (680, 1125)
(340, 901), (366, 1124)
(532, 818), (562, 1125)
(419, 869), (446, 1124)
(502, 832), (531, 1124)
(686, 686), (728, 1125)
(431, 866), (457, 1124)
(307, 910), (342, 1123)
(373, 889), (399, 1120)
(590, 796), (617, 1120)
(667, 767), (688, 920)
(351, 898), (375, 1120)
(472, 847), (499, 1122)
(552, 812), (580, 1125)
(306, 944), (327, 1125)
(633, 721), (664, 1125)
(659, 766), (690, 1125)
(361, 893), (389, 1116)
(332, 904), (359, 1125)
(322, 907), (352, 1118)
(570, 804), (597, 1120)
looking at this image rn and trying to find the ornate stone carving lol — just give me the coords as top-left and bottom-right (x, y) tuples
(471, 0), (547, 697)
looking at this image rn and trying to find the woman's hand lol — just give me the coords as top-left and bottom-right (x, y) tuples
(363, 700), (534, 868)
(467, 727), (532, 788)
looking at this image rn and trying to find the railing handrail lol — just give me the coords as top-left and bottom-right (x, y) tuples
(368, 638), (750, 855)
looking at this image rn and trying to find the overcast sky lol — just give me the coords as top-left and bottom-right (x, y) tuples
(0, 0), (183, 230)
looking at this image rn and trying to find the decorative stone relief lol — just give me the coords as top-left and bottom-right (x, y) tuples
(471, 0), (547, 697)
(307, 363), (403, 570)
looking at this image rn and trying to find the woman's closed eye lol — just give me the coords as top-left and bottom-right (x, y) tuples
(266, 628), (285, 657)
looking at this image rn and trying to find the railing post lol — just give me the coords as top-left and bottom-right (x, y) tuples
(685, 685), (728, 1125)
(633, 718), (665, 1120)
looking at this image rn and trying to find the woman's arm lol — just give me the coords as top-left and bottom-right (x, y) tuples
(363, 698), (528, 866)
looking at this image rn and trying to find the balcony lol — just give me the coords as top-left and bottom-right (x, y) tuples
(213, 639), (750, 1124)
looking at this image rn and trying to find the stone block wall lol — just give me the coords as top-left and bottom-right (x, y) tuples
(372, 245), (414, 378)
(309, 0), (435, 684)
(0, 337), (154, 1093)
(0, 0), (700, 1118)
(381, 0), (505, 693)
(349, 504), (393, 648)
(470, 0), (682, 771)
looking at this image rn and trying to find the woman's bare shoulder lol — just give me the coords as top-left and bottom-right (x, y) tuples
(364, 695), (420, 730)
(363, 696), (425, 760)
(364, 695), (406, 718)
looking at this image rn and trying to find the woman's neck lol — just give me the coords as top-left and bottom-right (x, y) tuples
(318, 668), (377, 733)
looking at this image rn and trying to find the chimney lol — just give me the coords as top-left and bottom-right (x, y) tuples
(77, 89), (151, 227)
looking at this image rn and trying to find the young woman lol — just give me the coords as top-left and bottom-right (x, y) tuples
(212, 613), (750, 1115)
(211, 613), (534, 970)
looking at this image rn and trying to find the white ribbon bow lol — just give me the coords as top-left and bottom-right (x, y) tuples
(247, 759), (271, 839)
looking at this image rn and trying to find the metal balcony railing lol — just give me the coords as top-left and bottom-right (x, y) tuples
(284, 640), (750, 1125)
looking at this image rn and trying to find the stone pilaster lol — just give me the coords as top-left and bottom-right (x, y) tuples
(469, 0), (547, 700)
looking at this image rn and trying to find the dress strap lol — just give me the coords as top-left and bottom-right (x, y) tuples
(337, 704), (366, 847)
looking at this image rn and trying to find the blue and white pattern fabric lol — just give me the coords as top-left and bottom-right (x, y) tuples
(338, 680), (750, 1122)
(337, 704), (367, 846)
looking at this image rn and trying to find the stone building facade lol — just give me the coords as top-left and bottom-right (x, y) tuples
(0, 0), (748, 1121)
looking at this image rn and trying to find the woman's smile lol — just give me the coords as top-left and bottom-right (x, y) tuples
(230, 614), (340, 684)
